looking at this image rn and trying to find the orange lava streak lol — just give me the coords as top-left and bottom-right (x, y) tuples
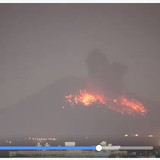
(108, 97), (147, 115)
(120, 97), (146, 114)
(65, 89), (147, 115)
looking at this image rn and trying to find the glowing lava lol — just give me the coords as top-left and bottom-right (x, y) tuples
(65, 89), (147, 115)
(65, 90), (105, 106)
(106, 96), (147, 115)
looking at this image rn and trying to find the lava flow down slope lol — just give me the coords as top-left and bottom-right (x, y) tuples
(65, 89), (147, 116)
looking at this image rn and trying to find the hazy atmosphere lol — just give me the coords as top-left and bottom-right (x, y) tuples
(0, 4), (160, 141)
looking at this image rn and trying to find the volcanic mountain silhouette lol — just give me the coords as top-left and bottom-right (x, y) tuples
(0, 50), (159, 142)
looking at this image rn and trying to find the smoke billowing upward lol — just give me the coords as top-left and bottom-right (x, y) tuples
(86, 49), (127, 96)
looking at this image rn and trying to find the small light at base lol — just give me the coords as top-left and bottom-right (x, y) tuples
(148, 134), (154, 138)
(135, 134), (139, 137)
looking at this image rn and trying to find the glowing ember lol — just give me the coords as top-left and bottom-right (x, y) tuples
(107, 96), (147, 115)
(65, 90), (105, 106)
(65, 89), (147, 115)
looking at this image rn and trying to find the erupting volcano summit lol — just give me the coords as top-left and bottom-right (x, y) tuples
(65, 89), (147, 116)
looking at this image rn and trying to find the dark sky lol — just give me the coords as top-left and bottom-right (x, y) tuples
(0, 4), (160, 140)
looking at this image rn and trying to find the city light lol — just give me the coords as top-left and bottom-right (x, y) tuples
(30, 137), (57, 141)
(148, 134), (154, 138)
